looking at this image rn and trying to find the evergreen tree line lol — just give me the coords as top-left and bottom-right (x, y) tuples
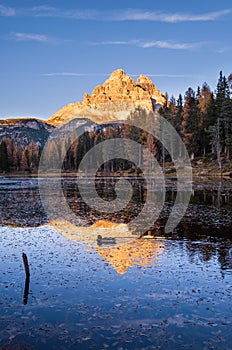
(159, 70), (232, 168)
(50, 110), (175, 173)
(0, 139), (41, 172)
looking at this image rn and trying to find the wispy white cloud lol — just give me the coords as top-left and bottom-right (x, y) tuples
(90, 39), (202, 50)
(115, 9), (231, 22)
(1, 32), (72, 45)
(43, 73), (87, 77)
(21, 5), (98, 20)
(1, 4), (231, 23)
(42, 72), (110, 77)
(26, 7), (232, 22)
(139, 40), (200, 50)
(23, 5), (59, 17)
(215, 46), (231, 54)
(42, 72), (192, 79)
(0, 4), (15, 16)
(90, 40), (139, 46)
(132, 73), (193, 78)
(11, 32), (51, 43)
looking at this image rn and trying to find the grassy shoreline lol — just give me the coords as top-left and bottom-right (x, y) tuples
(0, 157), (232, 178)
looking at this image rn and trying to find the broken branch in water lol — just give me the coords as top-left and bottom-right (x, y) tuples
(22, 253), (30, 277)
(22, 253), (30, 305)
(23, 275), (30, 305)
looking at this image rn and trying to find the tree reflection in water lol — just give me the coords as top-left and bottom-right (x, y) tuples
(0, 177), (232, 274)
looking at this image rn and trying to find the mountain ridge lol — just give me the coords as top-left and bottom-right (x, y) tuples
(47, 69), (166, 126)
(0, 118), (54, 147)
(0, 69), (165, 129)
(0, 69), (165, 145)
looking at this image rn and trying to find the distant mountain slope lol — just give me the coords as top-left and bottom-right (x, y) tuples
(0, 118), (55, 146)
(0, 69), (165, 148)
(47, 69), (165, 126)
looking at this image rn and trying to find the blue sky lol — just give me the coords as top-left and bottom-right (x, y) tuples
(0, 0), (232, 120)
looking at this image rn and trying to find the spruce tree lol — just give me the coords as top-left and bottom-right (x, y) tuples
(215, 71), (232, 158)
(182, 88), (199, 158)
(0, 140), (9, 171)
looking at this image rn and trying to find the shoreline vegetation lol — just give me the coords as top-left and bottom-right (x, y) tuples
(1, 157), (232, 178)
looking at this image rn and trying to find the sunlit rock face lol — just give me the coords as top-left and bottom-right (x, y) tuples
(49, 219), (164, 274)
(47, 69), (166, 126)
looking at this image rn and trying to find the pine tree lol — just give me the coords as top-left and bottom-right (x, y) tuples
(12, 149), (18, 169)
(29, 140), (39, 169)
(6, 139), (15, 168)
(46, 140), (60, 169)
(215, 71), (232, 158)
(197, 84), (215, 155)
(0, 139), (9, 171)
(174, 94), (183, 137)
(20, 151), (28, 171)
(208, 118), (222, 170)
(182, 88), (199, 158)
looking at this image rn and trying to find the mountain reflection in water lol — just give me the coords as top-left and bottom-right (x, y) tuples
(49, 219), (165, 274)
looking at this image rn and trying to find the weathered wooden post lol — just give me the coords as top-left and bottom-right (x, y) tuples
(22, 253), (30, 305)
(22, 253), (30, 277)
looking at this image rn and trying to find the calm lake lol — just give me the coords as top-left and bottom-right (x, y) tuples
(0, 176), (232, 349)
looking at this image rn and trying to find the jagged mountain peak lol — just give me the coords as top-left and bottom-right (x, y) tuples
(108, 68), (127, 79)
(48, 69), (166, 126)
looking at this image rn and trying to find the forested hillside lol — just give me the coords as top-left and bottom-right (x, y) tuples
(159, 71), (232, 170)
(1, 71), (232, 173)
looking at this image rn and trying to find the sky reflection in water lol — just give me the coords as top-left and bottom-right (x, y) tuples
(0, 177), (232, 349)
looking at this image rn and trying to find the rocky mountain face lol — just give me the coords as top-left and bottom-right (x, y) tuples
(0, 118), (55, 146)
(0, 70), (165, 146)
(48, 69), (166, 126)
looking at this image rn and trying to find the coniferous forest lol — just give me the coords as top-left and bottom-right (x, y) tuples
(1, 71), (232, 173)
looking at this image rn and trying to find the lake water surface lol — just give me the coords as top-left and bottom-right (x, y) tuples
(0, 177), (232, 349)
